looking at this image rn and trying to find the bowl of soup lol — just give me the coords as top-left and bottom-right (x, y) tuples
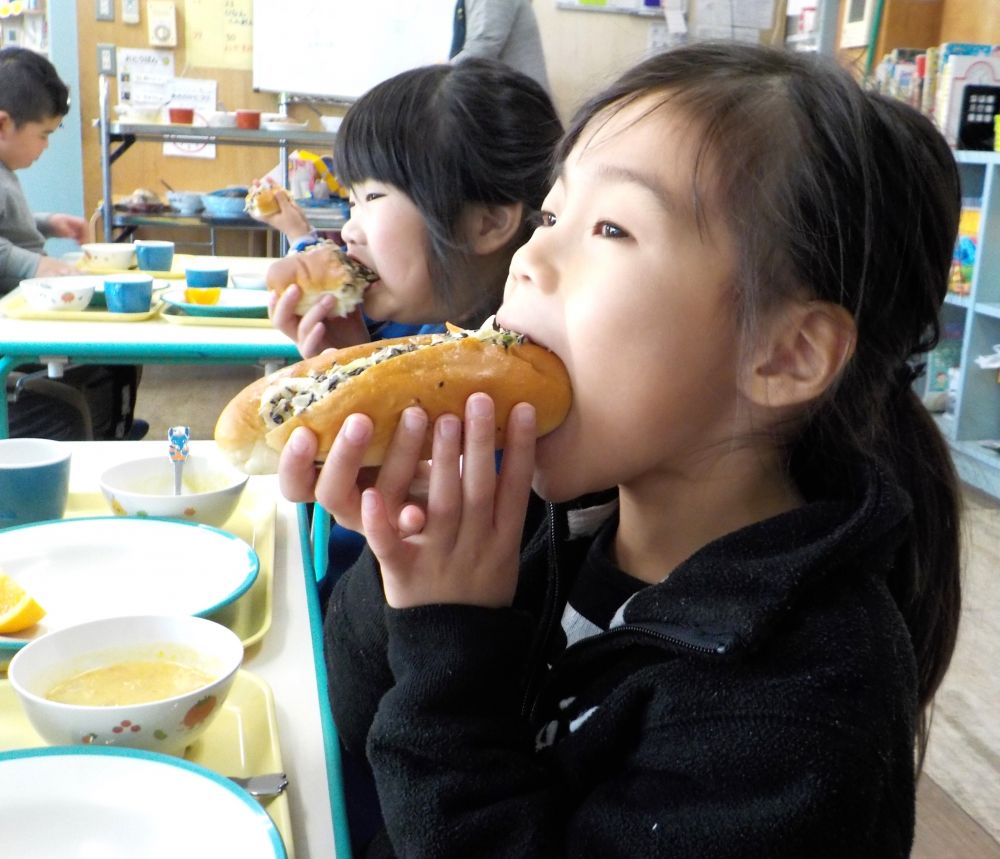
(99, 454), (248, 528)
(8, 615), (243, 755)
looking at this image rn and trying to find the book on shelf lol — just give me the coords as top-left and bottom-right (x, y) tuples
(934, 53), (1000, 146)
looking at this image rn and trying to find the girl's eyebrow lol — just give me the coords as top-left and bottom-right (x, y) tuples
(595, 164), (682, 215)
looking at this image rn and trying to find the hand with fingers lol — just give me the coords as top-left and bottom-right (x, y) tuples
(279, 394), (537, 608)
(268, 287), (370, 358)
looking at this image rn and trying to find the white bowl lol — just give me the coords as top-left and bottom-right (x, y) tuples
(114, 104), (162, 124)
(167, 190), (206, 215)
(99, 454), (248, 528)
(230, 271), (267, 289)
(81, 243), (136, 270)
(21, 277), (96, 311)
(206, 111), (237, 127)
(319, 115), (343, 133)
(8, 614), (243, 755)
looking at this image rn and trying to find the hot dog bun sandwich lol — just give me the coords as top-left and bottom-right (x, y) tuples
(265, 242), (379, 317)
(244, 182), (286, 218)
(214, 317), (572, 474)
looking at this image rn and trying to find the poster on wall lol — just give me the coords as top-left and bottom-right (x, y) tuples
(186, 0), (253, 70)
(162, 77), (218, 160)
(116, 48), (175, 107)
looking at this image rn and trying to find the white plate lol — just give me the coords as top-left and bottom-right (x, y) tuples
(0, 517), (258, 652)
(0, 747), (286, 857)
(162, 286), (270, 318)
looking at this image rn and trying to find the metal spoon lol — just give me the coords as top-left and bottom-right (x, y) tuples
(228, 772), (288, 799)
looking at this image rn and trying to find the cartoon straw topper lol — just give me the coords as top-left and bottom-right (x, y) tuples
(167, 426), (191, 462)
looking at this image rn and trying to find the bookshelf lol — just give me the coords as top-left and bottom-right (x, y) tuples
(930, 150), (1000, 497)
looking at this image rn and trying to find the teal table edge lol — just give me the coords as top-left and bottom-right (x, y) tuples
(298, 502), (353, 858)
(0, 341), (299, 438)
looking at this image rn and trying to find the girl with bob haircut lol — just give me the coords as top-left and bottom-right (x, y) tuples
(262, 57), (563, 356)
(281, 43), (962, 856)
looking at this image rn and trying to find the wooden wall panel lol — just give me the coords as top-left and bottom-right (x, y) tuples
(939, 0), (1000, 44)
(74, 1), (322, 254)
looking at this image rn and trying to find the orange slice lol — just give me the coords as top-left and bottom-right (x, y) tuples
(184, 287), (221, 305)
(0, 573), (46, 634)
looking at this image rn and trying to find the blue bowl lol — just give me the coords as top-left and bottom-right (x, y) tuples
(200, 187), (249, 219)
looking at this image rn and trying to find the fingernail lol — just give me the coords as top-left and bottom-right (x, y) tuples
(468, 394), (491, 419)
(439, 415), (461, 439)
(515, 403), (536, 426)
(289, 427), (311, 453)
(344, 415), (368, 442)
(403, 408), (425, 431)
(362, 489), (377, 513)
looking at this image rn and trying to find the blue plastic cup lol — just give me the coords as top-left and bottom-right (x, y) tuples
(0, 438), (71, 528)
(185, 264), (229, 288)
(104, 273), (154, 313)
(134, 240), (175, 272)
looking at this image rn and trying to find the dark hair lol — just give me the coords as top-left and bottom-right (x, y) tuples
(334, 58), (562, 318)
(0, 46), (70, 123)
(564, 43), (961, 761)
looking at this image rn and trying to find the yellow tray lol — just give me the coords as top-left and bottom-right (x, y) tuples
(76, 253), (192, 279)
(0, 668), (293, 857)
(64, 484), (275, 649)
(160, 304), (274, 328)
(0, 291), (165, 322)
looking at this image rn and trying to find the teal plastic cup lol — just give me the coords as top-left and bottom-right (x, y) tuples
(134, 240), (175, 272)
(104, 274), (154, 313)
(0, 438), (71, 529)
(185, 264), (229, 288)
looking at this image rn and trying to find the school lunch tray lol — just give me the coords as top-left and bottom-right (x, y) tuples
(0, 668), (294, 857)
(63, 483), (276, 649)
(160, 303), (274, 328)
(0, 291), (165, 322)
(75, 253), (192, 279)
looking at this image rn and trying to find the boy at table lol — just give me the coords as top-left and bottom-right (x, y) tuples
(0, 47), (87, 294)
(0, 48), (147, 441)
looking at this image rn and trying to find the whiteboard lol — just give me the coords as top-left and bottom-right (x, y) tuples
(252, 0), (456, 101)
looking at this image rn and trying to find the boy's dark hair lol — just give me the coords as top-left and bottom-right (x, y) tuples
(563, 43), (961, 763)
(334, 58), (563, 319)
(0, 46), (70, 123)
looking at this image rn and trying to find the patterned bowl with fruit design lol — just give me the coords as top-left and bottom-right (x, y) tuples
(8, 615), (243, 756)
(21, 276), (98, 312)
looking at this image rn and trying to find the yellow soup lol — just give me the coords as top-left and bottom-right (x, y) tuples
(46, 660), (215, 706)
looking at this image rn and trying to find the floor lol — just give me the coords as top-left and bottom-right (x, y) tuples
(135, 364), (1000, 856)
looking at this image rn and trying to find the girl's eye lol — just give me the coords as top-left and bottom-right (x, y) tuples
(529, 211), (557, 229)
(596, 221), (629, 239)
(365, 192), (384, 203)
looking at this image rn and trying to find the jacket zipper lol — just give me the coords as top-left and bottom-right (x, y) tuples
(520, 503), (731, 718)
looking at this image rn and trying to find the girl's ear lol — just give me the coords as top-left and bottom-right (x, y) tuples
(743, 300), (857, 409)
(461, 201), (525, 255)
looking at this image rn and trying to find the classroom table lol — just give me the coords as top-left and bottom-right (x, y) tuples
(5, 440), (350, 858)
(0, 257), (300, 438)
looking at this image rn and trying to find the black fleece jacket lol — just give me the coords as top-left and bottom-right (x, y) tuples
(324, 466), (919, 857)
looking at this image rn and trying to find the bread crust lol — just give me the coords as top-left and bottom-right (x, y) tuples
(265, 243), (377, 317)
(214, 329), (572, 474)
(244, 185), (283, 218)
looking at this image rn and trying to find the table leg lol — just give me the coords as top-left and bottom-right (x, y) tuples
(0, 355), (14, 439)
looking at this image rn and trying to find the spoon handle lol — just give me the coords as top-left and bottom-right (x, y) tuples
(229, 772), (288, 798)
(167, 425), (191, 497)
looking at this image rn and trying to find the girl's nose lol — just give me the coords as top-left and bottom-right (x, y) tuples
(340, 215), (362, 247)
(508, 228), (553, 291)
